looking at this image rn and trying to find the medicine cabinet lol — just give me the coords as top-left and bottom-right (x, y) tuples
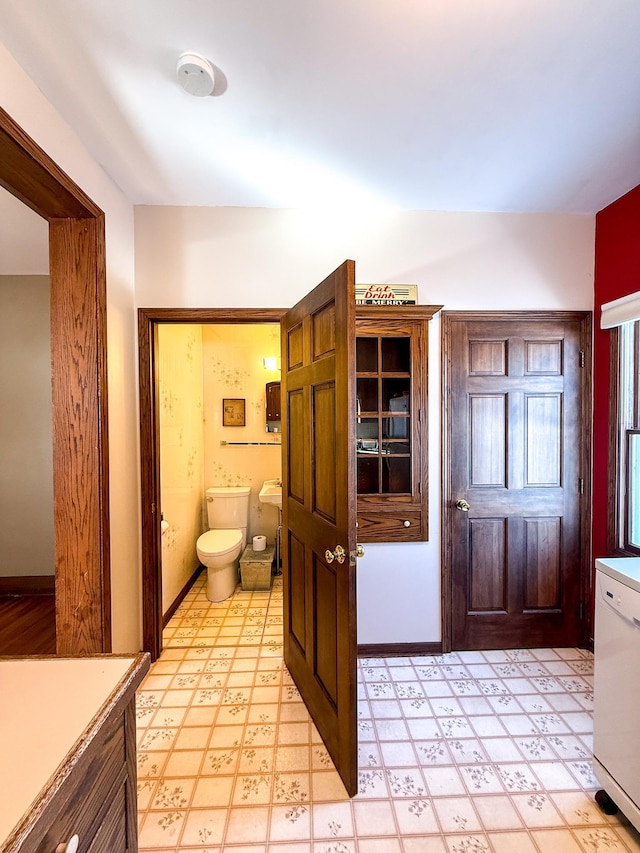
(265, 381), (281, 432)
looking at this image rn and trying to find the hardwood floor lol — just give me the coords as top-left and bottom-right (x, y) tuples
(0, 595), (56, 655)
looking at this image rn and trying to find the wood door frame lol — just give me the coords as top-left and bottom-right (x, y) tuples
(138, 308), (287, 660)
(0, 107), (110, 654)
(441, 310), (593, 653)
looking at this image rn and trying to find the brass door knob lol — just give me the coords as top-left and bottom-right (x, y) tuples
(56, 837), (79, 853)
(455, 499), (471, 512)
(325, 545), (346, 564)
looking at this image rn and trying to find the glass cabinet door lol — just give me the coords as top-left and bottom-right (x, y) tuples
(356, 335), (412, 496)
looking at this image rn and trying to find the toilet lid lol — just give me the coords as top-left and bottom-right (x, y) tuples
(197, 528), (242, 557)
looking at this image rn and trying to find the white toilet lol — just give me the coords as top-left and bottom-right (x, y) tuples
(196, 486), (251, 602)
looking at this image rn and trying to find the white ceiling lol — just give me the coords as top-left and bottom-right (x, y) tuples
(2, 0), (640, 214)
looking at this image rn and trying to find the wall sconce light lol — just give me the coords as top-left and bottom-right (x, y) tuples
(263, 356), (281, 371)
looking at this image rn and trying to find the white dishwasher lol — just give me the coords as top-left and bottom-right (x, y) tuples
(593, 557), (640, 828)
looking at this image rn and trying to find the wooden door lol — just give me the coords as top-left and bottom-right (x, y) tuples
(281, 260), (358, 796)
(443, 312), (591, 651)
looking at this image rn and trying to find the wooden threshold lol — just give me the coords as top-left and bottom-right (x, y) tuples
(0, 576), (55, 596)
(358, 641), (443, 658)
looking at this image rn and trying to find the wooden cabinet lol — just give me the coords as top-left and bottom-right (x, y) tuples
(266, 381), (281, 422)
(356, 305), (442, 542)
(1, 654), (149, 853)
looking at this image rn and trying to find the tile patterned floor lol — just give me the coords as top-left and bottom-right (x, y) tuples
(136, 573), (640, 852)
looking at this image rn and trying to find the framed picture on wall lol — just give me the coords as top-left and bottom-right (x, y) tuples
(222, 398), (246, 427)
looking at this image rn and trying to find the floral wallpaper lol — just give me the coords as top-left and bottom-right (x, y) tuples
(202, 324), (282, 546)
(158, 323), (282, 616)
(158, 324), (205, 615)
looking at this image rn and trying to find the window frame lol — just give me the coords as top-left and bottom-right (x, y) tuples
(625, 429), (640, 551)
(609, 320), (640, 555)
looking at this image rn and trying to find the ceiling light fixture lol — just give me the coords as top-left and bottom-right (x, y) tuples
(176, 51), (215, 97)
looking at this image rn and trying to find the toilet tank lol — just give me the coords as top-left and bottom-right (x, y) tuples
(205, 486), (251, 529)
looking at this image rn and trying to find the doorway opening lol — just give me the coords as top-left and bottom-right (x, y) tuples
(0, 107), (110, 655)
(139, 308), (287, 661)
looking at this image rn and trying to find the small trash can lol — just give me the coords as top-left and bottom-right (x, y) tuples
(239, 543), (275, 591)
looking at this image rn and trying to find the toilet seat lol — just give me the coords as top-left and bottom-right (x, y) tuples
(197, 528), (242, 557)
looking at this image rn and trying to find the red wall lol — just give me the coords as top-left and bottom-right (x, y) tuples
(593, 183), (640, 560)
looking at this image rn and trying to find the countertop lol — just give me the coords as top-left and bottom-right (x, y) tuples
(0, 654), (149, 850)
(595, 557), (640, 594)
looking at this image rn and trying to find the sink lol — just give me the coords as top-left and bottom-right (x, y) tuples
(259, 478), (282, 508)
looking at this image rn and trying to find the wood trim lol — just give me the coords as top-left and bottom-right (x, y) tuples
(622, 430), (640, 554)
(0, 106), (110, 655)
(605, 325), (640, 560)
(356, 304), (443, 321)
(138, 307), (287, 660)
(607, 326), (622, 555)
(441, 310), (593, 653)
(0, 110), (101, 220)
(357, 642), (443, 657)
(440, 309), (588, 322)
(0, 576), (55, 596)
(51, 217), (111, 654)
(440, 314), (455, 654)
(138, 310), (161, 660)
(578, 312), (594, 648)
(162, 567), (204, 628)
(138, 308), (289, 323)
(124, 700), (139, 853)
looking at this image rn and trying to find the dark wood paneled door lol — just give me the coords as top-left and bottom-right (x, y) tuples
(281, 260), (358, 796)
(443, 312), (591, 651)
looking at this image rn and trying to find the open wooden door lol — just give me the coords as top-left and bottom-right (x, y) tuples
(281, 260), (358, 796)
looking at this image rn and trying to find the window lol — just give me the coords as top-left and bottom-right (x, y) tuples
(612, 320), (640, 553)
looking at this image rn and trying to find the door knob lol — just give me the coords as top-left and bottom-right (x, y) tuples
(349, 544), (365, 564)
(455, 498), (471, 512)
(325, 545), (346, 564)
(56, 836), (79, 853)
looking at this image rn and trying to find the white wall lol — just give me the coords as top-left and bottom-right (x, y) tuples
(135, 205), (595, 645)
(0, 189), (49, 274)
(0, 43), (139, 650)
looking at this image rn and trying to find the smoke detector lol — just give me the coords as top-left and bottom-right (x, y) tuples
(176, 52), (215, 97)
